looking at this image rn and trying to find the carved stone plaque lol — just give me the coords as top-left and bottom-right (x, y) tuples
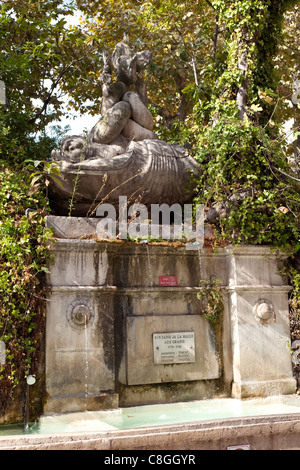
(153, 332), (195, 365)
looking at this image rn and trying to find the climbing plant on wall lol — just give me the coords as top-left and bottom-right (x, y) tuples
(0, 0), (89, 419)
(188, 0), (300, 330)
(0, 167), (53, 419)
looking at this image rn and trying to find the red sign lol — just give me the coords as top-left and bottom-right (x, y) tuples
(159, 276), (178, 286)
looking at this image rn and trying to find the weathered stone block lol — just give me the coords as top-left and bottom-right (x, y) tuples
(44, 218), (296, 413)
(124, 315), (220, 386)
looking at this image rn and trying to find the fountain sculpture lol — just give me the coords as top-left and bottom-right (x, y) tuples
(49, 42), (199, 216)
(44, 43), (296, 417)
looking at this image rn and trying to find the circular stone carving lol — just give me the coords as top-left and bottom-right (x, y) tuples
(254, 299), (275, 324)
(67, 300), (94, 329)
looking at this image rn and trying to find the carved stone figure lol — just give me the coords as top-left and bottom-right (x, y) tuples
(50, 139), (199, 216)
(49, 43), (200, 216)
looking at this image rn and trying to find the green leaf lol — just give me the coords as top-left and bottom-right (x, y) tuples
(250, 104), (263, 112)
(40, 266), (51, 274)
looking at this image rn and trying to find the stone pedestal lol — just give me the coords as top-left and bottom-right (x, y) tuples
(44, 216), (296, 414)
(227, 246), (295, 398)
(44, 284), (118, 414)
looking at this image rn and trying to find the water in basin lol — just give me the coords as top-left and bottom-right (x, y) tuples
(2, 395), (300, 436)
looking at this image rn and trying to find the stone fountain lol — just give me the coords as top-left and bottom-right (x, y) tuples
(44, 43), (296, 415)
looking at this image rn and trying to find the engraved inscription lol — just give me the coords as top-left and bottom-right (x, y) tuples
(153, 332), (195, 365)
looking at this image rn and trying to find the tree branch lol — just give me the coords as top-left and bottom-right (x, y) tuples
(204, 0), (216, 10)
(27, 62), (76, 123)
(213, 17), (219, 61)
(273, 166), (300, 183)
(27, 49), (96, 124)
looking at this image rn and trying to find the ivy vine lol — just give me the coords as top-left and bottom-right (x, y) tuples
(0, 165), (53, 417)
(162, 0), (300, 343)
(197, 277), (224, 326)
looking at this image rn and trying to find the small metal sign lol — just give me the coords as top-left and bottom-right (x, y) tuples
(159, 276), (177, 286)
(0, 81), (6, 105)
(0, 340), (5, 365)
(227, 445), (250, 450)
(153, 332), (195, 365)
